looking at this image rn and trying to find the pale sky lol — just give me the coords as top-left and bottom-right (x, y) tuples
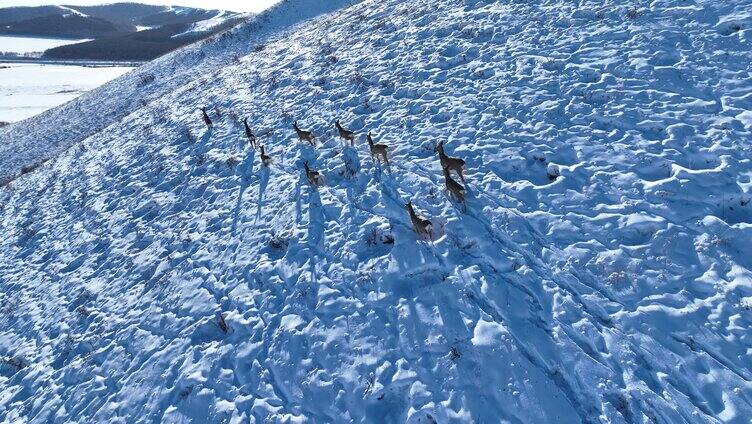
(1, 0), (280, 13)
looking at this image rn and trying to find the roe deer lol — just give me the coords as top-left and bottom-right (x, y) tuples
(436, 141), (465, 182)
(335, 120), (355, 146)
(406, 201), (432, 241)
(293, 121), (316, 146)
(304, 161), (323, 186)
(200, 107), (213, 128)
(443, 167), (466, 211)
(260, 145), (271, 166)
(366, 131), (389, 165)
(242, 118), (257, 149)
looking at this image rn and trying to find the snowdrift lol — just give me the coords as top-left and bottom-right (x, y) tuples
(1, 0), (751, 422)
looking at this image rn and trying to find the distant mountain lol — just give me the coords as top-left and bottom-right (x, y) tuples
(69, 3), (223, 31)
(0, 12), (120, 39)
(0, 5), (117, 38)
(0, 3), (246, 60)
(44, 16), (245, 61)
(0, 5), (73, 26)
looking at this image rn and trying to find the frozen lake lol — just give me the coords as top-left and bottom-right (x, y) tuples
(0, 62), (132, 123)
(0, 35), (90, 54)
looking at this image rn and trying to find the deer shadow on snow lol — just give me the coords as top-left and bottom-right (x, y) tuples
(256, 165), (270, 220)
(342, 145), (361, 179)
(294, 176), (303, 224)
(198, 127), (213, 147)
(307, 187), (324, 247)
(231, 149), (256, 235)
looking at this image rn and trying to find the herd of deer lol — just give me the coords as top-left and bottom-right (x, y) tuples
(200, 107), (467, 241)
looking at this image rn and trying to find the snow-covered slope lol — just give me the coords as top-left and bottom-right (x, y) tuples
(173, 10), (249, 39)
(55, 5), (89, 18)
(0, 0), (351, 184)
(1, 0), (752, 422)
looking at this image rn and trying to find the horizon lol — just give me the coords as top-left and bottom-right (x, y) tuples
(0, 0), (279, 13)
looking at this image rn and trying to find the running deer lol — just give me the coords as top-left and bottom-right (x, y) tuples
(304, 161), (323, 186)
(335, 120), (355, 146)
(200, 107), (213, 128)
(406, 201), (432, 241)
(260, 145), (271, 166)
(293, 121), (316, 146)
(242, 118), (257, 149)
(436, 141), (465, 182)
(443, 167), (466, 211)
(366, 131), (389, 165)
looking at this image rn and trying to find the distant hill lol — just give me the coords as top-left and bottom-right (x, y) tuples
(0, 5), (72, 26)
(44, 16), (245, 61)
(0, 3), (245, 60)
(68, 3), (223, 31)
(0, 12), (120, 39)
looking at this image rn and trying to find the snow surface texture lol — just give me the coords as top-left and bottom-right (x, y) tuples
(173, 11), (248, 39)
(1, 0), (752, 422)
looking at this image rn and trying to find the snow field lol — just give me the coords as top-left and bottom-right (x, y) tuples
(1, 0), (751, 422)
(0, 62), (132, 123)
